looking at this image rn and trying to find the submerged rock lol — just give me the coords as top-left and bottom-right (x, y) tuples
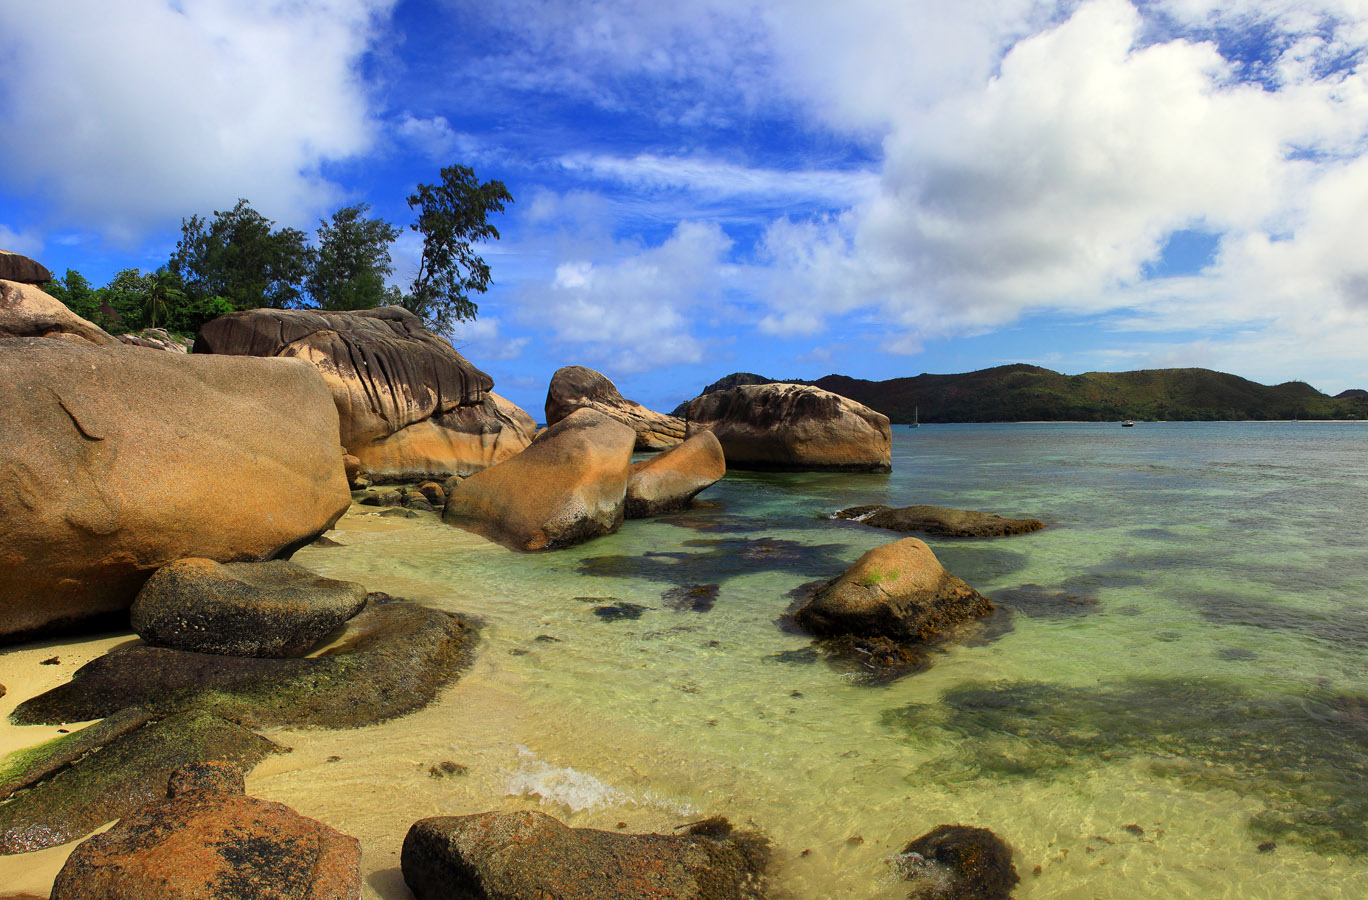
(13, 602), (478, 729)
(546, 365), (687, 451)
(625, 429), (726, 518)
(685, 382), (892, 472)
(50, 761), (360, 900)
(0, 710), (280, 855)
(402, 810), (770, 900)
(834, 505), (1043, 538)
(897, 824), (1019, 900)
(794, 538), (991, 642)
(131, 558), (369, 657)
(0, 337), (351, 644)
(444, 408), (637, 551)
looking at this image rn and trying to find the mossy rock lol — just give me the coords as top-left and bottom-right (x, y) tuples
(12, 602), (478, 730)
(835, 505), (1043, 538)
(0, 710), (280, 855)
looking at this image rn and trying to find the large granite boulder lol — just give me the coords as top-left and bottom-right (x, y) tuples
(685, 382), (892, 472)
(794, 538), (991, 641)
(546, 365), (686, 451)
(0, 249), (52, 284)
(443, 408), (637, 551)
(402, 811), (770, 900)
(130, 558), (369, 657)
(0, 337), (350, 643)
(898, 824), (1019, 900)
(195, 306), (534, 482)
(835, 504), (1044, 537)
(625, 429), (726, 518)
(0, 279), (120, 346)
(50, 761), (360, 900)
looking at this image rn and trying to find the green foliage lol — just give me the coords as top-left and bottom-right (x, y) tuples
(170, 199), (311, 311)
(403, 164), (513, 331)
(99, 268), (153, 333)
(307, 203), (402, 311)
(44, 269), (100, 322)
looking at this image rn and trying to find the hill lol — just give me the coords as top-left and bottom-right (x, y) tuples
(688, 365), (1368, 423)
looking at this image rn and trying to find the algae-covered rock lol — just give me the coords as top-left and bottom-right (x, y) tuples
(0, 710), (280, 855)
(402, 811), (770, 900)
(897, 824), (1019, 900)
(13, 602), (478, 729)
(50, 761), (360, 900)
(835, 505), (1043, 538)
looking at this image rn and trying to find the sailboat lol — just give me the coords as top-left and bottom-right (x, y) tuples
(911, 406), (919, 428)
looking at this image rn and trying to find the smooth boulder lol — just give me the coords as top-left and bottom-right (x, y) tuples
(835, 504), (1043, 537)
(443, 408), (637, 551)
(899, 824), (1019, 900)
(0, 279), (120, 346)
(685, 382), (892, 472)
(0, 249), (52, 283)
(131, 558), (368, 657)
(794, 538), (991, 641)
(625, 429), (726, 518)
(195, 306), (534, 481)
(50, 762), (360, 900)
(546, 365), (686, 451)
(0, 337), (351, 643)
(402, 811), (769, 900)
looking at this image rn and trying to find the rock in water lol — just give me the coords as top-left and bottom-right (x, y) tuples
(50, 761), (360, 900)
(443, 408), (637, 551)
(195, 306), (535, 482)
(0, 250), (52, 284)
(834, 504), (1044, 537)
(0, 279), (120, 346)
(625, 429), (726, 518)
(545, 365), (687, 451)
(685, 382), (892, 472)
(131, 558), (369, 657)
(794, 538), (991, 641)
(0, 337), (351, 643)
(402, 810), (769, 900)
(898, 824), (1019, 900)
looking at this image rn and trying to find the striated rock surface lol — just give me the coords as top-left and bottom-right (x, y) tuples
(686, 382), (891, 472)
(794, 538), (991, 641)
(196, 306), (533, 481)
(50, 761), (360, 900)
(130, 558), (369, 657)
(626, 429), (726, 518)
(117, 327), (192, 353)
(0, 337), (350, 643)
(546, 365), (686, 451)
(0, 279), (120, 346)
(0, 250), (52, 284)
(402, 811), (770, 900)
(835, 505), (1043, 538)
(444, 408), (637, 551)
(898, 824), (1019, 900)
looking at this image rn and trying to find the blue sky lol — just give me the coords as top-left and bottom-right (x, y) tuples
(4, 0), (1368, 415)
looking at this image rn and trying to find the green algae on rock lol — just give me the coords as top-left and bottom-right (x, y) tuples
(12, 602), (478, 729)
(897, 824), (1019, 900)
(0, 710), (281, 855)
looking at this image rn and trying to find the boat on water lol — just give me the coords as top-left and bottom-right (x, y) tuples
(1122, 420), (1135, 427)
(911, 406), (919, 428)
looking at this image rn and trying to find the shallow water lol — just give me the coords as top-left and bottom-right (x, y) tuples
(7, 422), (1368, 898)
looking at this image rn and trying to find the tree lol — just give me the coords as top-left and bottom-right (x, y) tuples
(403, 164), (512, 331)
(143, 268), (186, 330)
(45, 269), (100, 322)
(306, 203), (401, 311)
(170, 199), (311, 311)
(99, 268), (152, 332)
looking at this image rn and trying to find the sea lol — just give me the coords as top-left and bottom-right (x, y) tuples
(16, 422), (1367, 898)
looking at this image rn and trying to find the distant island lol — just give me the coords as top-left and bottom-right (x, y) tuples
(686, 365), (1368, 423)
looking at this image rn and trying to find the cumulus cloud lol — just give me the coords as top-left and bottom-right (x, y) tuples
(395, 113), (485, 162)
(0, 0), (394, 240)
(0, 225), (44, 260)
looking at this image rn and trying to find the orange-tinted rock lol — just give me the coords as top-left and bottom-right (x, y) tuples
(196, 306), (533, 481)
(625, 429), (725, 518)
(686, 382), (891, 472)
(794, 538), (991, 641)
(0, 249), (52, 284)
(51, 762), (360, 900)
(546, 365), (686, 451)
(443, 408), (636, 551)
(0, 337), (350, 643)
(0, 279), (119, 346)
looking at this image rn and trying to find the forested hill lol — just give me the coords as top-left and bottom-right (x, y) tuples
(691, 365), (1368, 423)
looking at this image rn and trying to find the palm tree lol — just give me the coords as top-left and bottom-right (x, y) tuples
(144, 268), (185, 330)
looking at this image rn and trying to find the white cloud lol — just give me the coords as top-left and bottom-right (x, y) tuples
(446, 316), (530, 362)
(0, 0), (394, 240)
(0, 225), (44, 260)
(559, 153), (877, 206)
(395, 113), (483, 162)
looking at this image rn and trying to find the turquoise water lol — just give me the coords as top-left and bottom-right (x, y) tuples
(265, 423), (1368, 897)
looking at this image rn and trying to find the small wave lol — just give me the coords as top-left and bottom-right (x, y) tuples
(504, 746), (627, 812)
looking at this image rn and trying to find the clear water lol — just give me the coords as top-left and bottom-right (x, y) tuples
(68, 423), (1368, 898)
